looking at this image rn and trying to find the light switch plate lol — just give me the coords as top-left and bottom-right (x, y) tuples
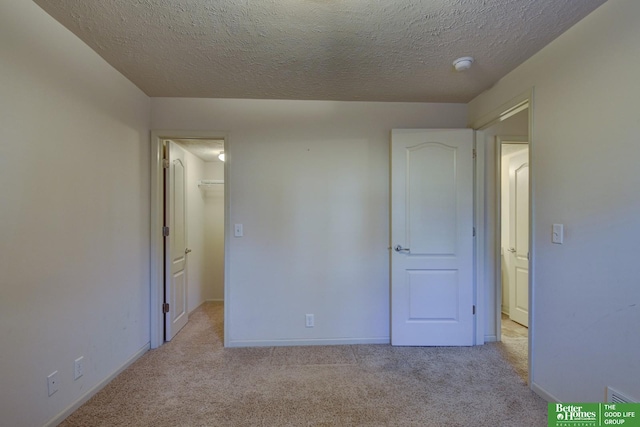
(234, 224), (243, 237)
(552, 224), (564, 244)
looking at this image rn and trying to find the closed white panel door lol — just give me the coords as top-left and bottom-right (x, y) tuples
(165, 141), (189, 340)
(391, 129), (474, 346)
(509, 149), (529, 327)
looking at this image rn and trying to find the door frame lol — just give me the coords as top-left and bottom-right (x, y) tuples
(470, 89), (534, 386)
(150, 130), (230, 349)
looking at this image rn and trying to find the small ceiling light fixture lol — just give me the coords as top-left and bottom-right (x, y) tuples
(218, 151), (225, 162)
(453, 56), (474, 72)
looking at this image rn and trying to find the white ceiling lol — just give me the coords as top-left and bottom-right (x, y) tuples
(33, 0), (607, 103)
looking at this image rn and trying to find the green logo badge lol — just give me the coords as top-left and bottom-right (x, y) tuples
(548, 403), (640, 427)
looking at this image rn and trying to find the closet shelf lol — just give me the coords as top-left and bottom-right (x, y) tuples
(198, 179), (224, 189)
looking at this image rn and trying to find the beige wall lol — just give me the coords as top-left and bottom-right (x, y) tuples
(469, 0), (640, 402)
(152, 98), (468, 346)
(0, 1), (151, 426)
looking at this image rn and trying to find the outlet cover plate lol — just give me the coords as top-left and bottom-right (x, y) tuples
(305, 314), (314, 328)
(74, 356), (84, 380)
(47, 371), (59, 396)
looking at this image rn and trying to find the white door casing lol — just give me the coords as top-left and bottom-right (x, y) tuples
(391, 129), (475, 346)
(508, 148), (529, 327)
(165, 141), (189, 340)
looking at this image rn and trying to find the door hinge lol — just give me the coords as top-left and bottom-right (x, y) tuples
(162, 159), (170, 168)
(162, 303), (170, 314)
(473, 227), (476, 237)
(163, 226), (170, 237)
(473, 305), (476, 315)
(472, 149), (477, 159)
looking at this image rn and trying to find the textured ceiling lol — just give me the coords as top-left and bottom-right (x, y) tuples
(33, 0), (607, 103)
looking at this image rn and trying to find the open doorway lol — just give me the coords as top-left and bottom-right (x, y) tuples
(472, 95), (531, 384)
(498, 136), (529, 382)
(150, 131), (228, 349)
(166, 139), (225, 338)
(500, 138), (529, 327)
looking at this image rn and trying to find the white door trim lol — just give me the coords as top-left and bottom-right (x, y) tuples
(470, 88), (534, 387)
(150, 130), (230, 349)
(474, 130), (485, 345)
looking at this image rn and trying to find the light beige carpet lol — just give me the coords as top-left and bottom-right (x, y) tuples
(498, 336), (528, 384)
(498, 315), (529, 384)
(59, 302), (547, 426)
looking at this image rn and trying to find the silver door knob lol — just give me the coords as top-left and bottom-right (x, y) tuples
(508, 247), (516, 253)
(185, 248), (192, 254)
(394, 245), (410, 253)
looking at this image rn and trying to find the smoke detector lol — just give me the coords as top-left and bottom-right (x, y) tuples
(453, 57), (474, 72)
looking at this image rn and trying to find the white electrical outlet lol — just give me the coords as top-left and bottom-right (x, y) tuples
(74, 356), (84, 380)
(305, 314), (314, 328)
(47, 371), (59, 396)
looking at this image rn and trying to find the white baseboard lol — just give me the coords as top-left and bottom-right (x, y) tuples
(43, 342), (150, 427)
(531, 381), (560, 402)
(484, 335), (498, 342)
(228, 337), (390, 348)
